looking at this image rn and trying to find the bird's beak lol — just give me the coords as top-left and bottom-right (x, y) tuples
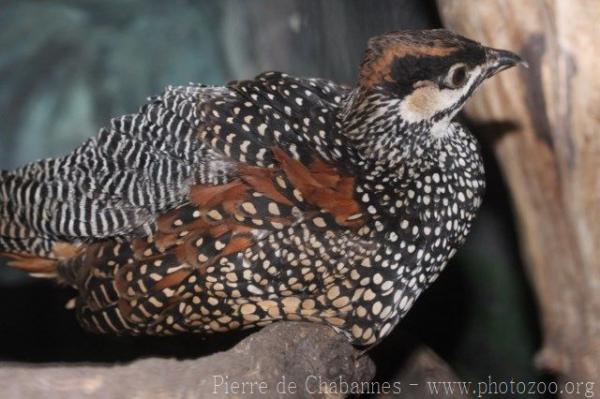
(483, 47), (528, 79)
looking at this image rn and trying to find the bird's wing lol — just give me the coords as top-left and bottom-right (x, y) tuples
(0, 73), (350, 257)
(1, 84), (226, 260)
(66, 146), (366, 334)
(0, 72), (356, 275)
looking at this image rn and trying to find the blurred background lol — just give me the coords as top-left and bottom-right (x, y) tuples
(0, 0), (549, 395)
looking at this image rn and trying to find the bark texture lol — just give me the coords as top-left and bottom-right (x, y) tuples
(438, 0), (600, 386)
(0, 322), (375, 399)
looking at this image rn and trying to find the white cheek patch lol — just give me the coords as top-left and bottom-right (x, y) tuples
(399, 84), (457, 123)
(398, 66), (482, 137)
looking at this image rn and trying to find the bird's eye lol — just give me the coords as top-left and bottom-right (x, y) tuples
(445, 64), (469, 88)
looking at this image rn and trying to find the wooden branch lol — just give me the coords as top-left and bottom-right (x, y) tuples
(438, 0), (600, 387)
(0, 322), (375, 399)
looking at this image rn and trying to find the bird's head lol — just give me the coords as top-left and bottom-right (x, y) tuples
(344, 29), (525, 155)
(358, 29), (524, 127)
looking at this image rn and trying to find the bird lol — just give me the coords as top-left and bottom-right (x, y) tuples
(0, 29), (524, 346)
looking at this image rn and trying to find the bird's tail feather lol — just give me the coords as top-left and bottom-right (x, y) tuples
(0, 251), (58, 278)
(0, 169), (60, 278)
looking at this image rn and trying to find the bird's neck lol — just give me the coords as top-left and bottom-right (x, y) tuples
(340, 88), (448, 175)
(339, 88), (483, 230)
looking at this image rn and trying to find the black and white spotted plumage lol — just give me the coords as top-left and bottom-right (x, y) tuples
(0, 30), (523, 345)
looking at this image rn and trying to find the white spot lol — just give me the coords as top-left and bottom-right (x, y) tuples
(247, 284), (263, 295)
(240, 140), (251, 153)
(257, 123), (267, 135)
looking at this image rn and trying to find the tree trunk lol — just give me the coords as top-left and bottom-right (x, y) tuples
(438, 0), (600, 386)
